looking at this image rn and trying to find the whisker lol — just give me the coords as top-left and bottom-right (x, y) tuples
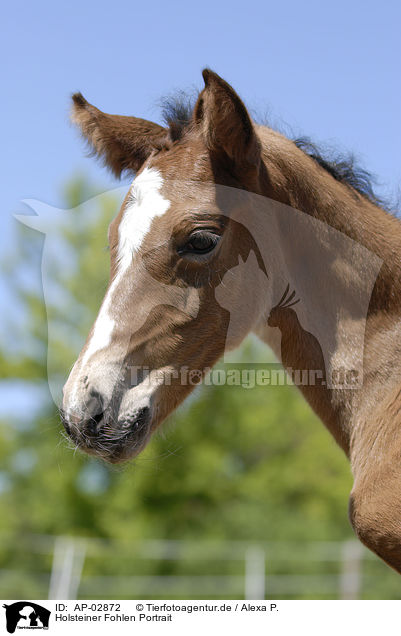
(280, 289), (296, 306)
(283, 298), (300, 308)
(276, 283), (290, 307)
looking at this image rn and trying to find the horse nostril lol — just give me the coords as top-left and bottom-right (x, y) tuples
(81, 388), (106, 434)
(60, 386), (106, 438)
(88, 388), (105, 415)
(87, 410), (105, 435)
(93, 411), (104, 424)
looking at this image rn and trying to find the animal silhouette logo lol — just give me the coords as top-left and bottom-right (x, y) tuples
(2, 602), (51, 633)
(267, 284), (300, 323)
(268, 285), (327, 386)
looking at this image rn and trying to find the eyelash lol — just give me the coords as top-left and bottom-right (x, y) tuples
(178, 231), (221, 256)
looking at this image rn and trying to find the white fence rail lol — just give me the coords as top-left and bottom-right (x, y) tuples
(0, 535), (388, 600)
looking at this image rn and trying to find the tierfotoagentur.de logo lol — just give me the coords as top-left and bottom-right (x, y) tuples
(2, 602), (51, 633)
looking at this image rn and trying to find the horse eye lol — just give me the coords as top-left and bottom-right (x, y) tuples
(179, 231), (220, 256)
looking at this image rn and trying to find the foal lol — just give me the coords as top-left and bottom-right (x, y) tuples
(62, 69), (401, 572)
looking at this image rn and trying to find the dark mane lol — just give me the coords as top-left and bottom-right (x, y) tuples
(293, 137), (386, 208)
(160, 94), (388, 210)
(161, 92), (195, 142)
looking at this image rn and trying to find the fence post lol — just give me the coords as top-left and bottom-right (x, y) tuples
(244, 546), (266, 599)
(48, 536), (86, 599)
(339, 540), (363, 599)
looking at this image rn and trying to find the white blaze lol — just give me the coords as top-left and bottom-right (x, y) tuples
(81, 168), (170, 366)
(117, 167), (170, 271)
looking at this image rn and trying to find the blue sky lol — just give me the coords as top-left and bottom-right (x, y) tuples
(1, 0), (401, 414)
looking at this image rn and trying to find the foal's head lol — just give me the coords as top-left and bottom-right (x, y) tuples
(62, 70), (267, 462)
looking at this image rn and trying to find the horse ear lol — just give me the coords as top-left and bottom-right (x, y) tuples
(193, 69), (260, 169)
(71, 94), (168, 177)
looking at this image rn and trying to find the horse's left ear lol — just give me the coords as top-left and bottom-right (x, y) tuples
(194, 69), (261, 169)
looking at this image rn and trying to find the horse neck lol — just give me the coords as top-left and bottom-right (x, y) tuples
(257, 125), (401, 270)
(254, 126), (401, 454)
